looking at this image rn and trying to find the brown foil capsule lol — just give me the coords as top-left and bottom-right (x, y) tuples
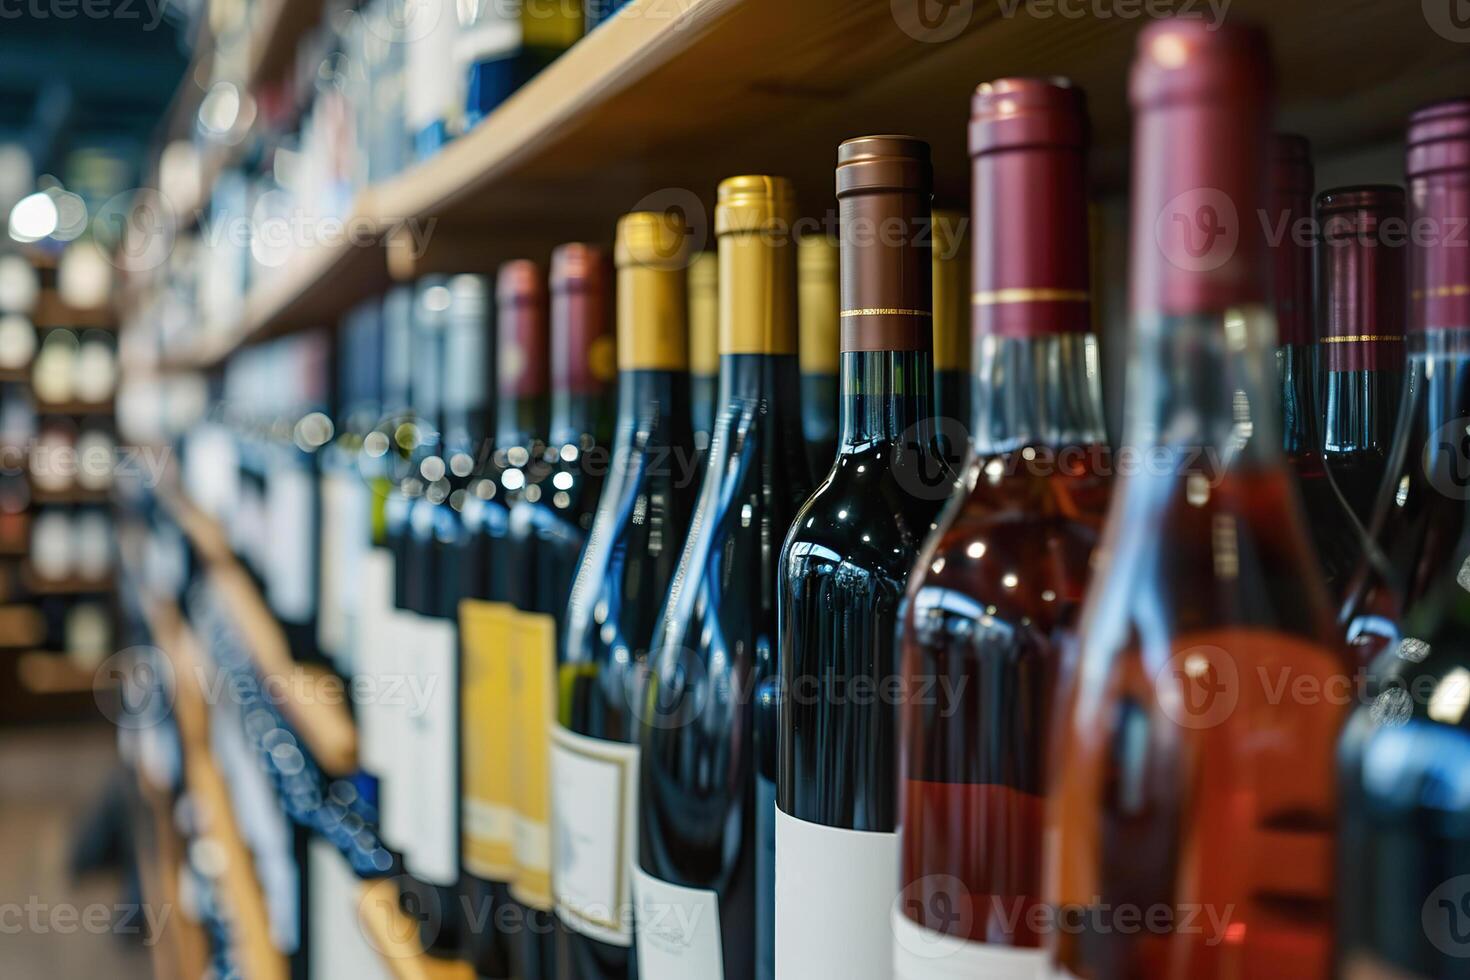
(1406, 98), (1470, 333)
(969, 77), (1090, 339)
(1129, 19), (1274, 317)
(1317, 185), (1407, 372)
(835, 135), (933, 352)
(496, 259), (549, 399)
(1268, 134), (1315, 346)
(550, 243), (614, 395)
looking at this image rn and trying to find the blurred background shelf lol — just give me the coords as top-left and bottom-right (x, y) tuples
(359, 878), (477, 980)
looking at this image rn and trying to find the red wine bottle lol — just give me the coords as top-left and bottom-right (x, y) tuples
(1317, 186), (1408, 527)
(1336, 99), (1470, 980)
(776, 136), (948, 979)
(554, 212), (698, 979)
(636, 176), (812, 980)
(504, 244), (616, 980)
(1268, 135), (1361, 598)
(895, 77), (1110, 977)
(1045, 21), (1352, 979)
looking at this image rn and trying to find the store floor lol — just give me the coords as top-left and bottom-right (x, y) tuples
(0, 725), (152, 980)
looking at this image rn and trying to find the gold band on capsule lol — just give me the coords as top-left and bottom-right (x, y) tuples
(840, 308), (932, 318)
(1414, 284), (1470, 299)
(973, 287), (1090, 305)
(1321, 334), (1404, 343)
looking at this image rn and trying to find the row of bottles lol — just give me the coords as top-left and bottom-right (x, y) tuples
(165, 16), (1470, 980)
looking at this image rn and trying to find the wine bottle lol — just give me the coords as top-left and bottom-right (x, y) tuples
(504, 244), (615, 980)
(775, 135), (948, 979)
(894, 77), (1110, 978)
(362, 285), (415, 872)
(1269, 135), (1361, 598)
(931, 208), (971, 433)
(1045, 21), (1352, 979)
(402, 277), (467, 958)
(797, 234), (839, 477)
(690, 251), (720, 462)
(463, 262), (547, 979)
(1336, 99), (1470, 980)
(554, 211), (697, 978)
(636, 175), (812, 980)
(1317, 185), (1408, 526)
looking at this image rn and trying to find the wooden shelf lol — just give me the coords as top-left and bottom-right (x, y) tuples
(31, 485), (111, 505)
(162, 490), (359, 777)
(34, 399), (115, 417)
(163, 0), (1470, 369)
(21, 566), (113, 595)
(358, 879), (476, 980)
(15, 650), (108, 694)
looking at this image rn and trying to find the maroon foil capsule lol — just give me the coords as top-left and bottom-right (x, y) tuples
(969, 77), (1091, 339)
(1406, 98), (1470, 333)
(1268, 134), (1314, 346)
(550, 244), (614, 395)
(496, 259), (549, 399)
(1128, 19), (1274, 318)
(1318, 185), (1407, 372)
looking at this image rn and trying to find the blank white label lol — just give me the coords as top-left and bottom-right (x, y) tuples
(774, 807), (898, 980)
(355, 551), (392, 779)
(892, 907), (1049, 979)
(550, 724), (639, 946)
(380, 609), (417, 858)
(634, 864), (724, 979)
(405, 615), (458, 887)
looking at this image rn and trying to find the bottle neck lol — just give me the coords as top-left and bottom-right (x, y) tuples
(837, 350), (936, 451)
(1121, 306), (1283, 470)
(1322, 362), (1403, 455)
(550, 388), (612, 450)
(496, 392), (549, 451)
(970, 332), (1107, 454)
(1277, 342), (1319, 456)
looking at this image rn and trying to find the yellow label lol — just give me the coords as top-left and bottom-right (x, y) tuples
(460, 599), (517, 881)
(522, 0), (583, 48)
(509, 610), (558, 910)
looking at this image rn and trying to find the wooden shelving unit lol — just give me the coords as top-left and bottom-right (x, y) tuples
(149, 0), (1470, 369)
(358, 879), (476, 980)
(161, 489), (358, 777)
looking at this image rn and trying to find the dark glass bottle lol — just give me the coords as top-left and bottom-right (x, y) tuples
(505, 247), (612, 980)
(1336, 98), (1470, 980)
(1317, 186), (1408, 527)
(554, 211), (697, 979)
(1045, 22), (1351, 979)
(797, 234), (839, 477)
(402, 277), (466, 958)
(1270, 134), (1360, 598)
(895, 78), (1111, 976)
(931, 207), (972, 434)
(689, 251), (720, 464)
(637, 175), (812, 980)
(775, 136), (948, 979)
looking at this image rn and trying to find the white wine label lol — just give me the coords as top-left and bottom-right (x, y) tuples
(633, 864), (724, 979)
(892, 907), (1049, 979)
(463, 799), (515, 853)
(774, 807), (898, 980)
(404, 615), (458, 887)
(316, 470), (350, 664)
(355, 551), (392, 779)
(550, 724), (640, 947)
(266, 465), (315, 624)
(308, 837), (393, 980)
(378, 608), (417, 856)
